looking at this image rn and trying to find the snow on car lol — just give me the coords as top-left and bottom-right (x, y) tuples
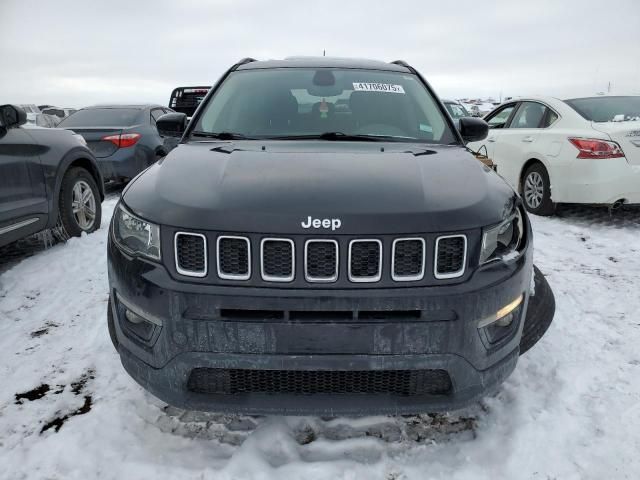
(1, 198), (639, 479)
(468, 95), (640, 215)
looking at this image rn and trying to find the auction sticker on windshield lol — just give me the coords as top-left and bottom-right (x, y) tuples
(353, 83), (405, 94)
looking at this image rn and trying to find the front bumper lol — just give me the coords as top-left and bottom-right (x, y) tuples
(108, 237), (533, 415)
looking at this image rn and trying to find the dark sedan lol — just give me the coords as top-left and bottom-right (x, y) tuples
(58, 104), (177, 183)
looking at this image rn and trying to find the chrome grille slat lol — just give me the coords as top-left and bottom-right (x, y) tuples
(174, 232), (207, 277)
(348, 239), (382, 283)
(260, 238), (295, 282)
(217, 235), (251, 280)
(305, 239), (339, 282)
(392, 238), (425, 281)
(434, 235), (467, 279)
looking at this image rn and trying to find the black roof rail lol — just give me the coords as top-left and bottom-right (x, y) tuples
(390, 60), (414, 71)
(231, 57), (257, 70)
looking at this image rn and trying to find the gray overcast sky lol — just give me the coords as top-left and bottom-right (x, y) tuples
(1, 0), (639, 107)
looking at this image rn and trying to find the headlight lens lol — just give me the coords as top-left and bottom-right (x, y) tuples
(480, 207), (525, 264)
(113, 204), (161, 260)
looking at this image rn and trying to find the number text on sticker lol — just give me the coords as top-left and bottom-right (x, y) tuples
(353, 83), (405, 94)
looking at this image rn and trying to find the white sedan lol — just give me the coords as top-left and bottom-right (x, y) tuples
(467, 95), (640, 215)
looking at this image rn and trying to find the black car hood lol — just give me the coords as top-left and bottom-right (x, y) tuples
(123, 141), (516, 234)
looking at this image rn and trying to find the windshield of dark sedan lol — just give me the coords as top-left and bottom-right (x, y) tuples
(59, 108), (142, 127)
(444, 102), (470, 119)
(565, 96), (640, 122)
(192, 68), (457, 143)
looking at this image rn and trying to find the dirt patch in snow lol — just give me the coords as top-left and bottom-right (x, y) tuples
(15, 384), (50, 404)
(40, 395), (93, 434)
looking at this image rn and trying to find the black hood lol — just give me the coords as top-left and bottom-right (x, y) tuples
(122, 141), (516, 234)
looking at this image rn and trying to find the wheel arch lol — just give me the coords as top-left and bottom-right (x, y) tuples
(518, 158), (550, 194)
(47, 148), (104, 229)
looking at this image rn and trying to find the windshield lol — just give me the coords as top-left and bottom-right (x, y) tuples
(444, 102), (470, 119)
(565, 96), (640, 122)
(192, 68), (457, 144)
(59, 108), (142, 127)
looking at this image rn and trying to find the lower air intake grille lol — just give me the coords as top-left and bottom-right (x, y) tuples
(349, 240), (382, 281)
(187, 368), (452, 396)
(435, 235), (466, 279)
(217, 236), (250, 279)
(261, 239), (294, 281)
(175, 233), (206, 276)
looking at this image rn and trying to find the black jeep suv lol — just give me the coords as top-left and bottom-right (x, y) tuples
(0, 105), (104, 248)
(107, 57), (546, 415)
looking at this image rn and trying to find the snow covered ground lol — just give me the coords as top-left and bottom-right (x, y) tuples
(1, 196), (639, 480)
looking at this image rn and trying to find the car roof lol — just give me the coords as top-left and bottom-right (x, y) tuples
(236, 56), (412, 73)
(499, 94), (639, 105)
(81, 104), (162, 110)
(563, 93), (640, 101)
(495, 96), (570, 111)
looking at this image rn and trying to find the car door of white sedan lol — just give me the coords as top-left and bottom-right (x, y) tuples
(492, 102), (550, 187)
(467, 103), (518, 162)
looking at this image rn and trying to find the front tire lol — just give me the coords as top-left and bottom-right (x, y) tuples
(107, 295), (119, 350)
(520, 265), (555, 355)
(55, 167), (102, 240)
(522, 163), (555, 216)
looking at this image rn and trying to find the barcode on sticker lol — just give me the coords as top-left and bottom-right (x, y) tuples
(353, 83), (405, 94)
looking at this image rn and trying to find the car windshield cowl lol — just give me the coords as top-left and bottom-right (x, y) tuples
(191, 131), (255, 140)
(190, 131), (435, 143)
(267, 132), (391, 142)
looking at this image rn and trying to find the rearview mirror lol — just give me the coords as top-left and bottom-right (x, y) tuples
(0, 104), (27, 129)
(458, 117), (489, 143)
(156, 112), (188, 138)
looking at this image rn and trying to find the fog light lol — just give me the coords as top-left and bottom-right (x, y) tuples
(125, 309), (144, 324)
(494, 312), (514, 327)
(115, 293), (163, 326)
(478, 294), (523, 328)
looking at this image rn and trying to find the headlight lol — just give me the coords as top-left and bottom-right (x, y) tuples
(112, 204), (161, 260)
(480, 207), (525, 264)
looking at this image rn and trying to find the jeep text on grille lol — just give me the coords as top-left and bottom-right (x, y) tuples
(301, 216), (342, 230)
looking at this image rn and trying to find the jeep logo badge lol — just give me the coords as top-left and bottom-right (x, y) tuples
(301, 216), (342, 231)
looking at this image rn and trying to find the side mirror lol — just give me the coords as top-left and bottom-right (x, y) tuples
(156, 112), (188, 138)
(0, 104), (27, 129)
(458, 117), (489, 143)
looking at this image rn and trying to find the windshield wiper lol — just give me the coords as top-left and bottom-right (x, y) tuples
(191, 131), (252, 140)
(270, 132), (386, 142)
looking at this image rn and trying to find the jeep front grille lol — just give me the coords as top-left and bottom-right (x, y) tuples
(174, 232), (207, 277)
(305, 240), (338, 282)
(348, 239), (382, 282)
(260, 238), (294, 282)
(217, 236), (251, 280)
(187, 368), (452, 396)
(392, 238), (425, 281)
(173, 232), (469, 284)
(434, 235), (467, 279)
